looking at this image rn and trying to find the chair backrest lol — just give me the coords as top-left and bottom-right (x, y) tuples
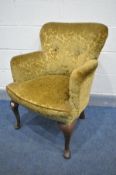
(40, 22), (108, 74)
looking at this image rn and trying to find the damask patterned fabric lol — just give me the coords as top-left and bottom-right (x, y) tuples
(6, 22), (108, 124)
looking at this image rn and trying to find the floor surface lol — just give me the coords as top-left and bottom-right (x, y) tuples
(0, 100), (116, 175)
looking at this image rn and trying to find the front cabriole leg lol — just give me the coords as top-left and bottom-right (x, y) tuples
(10, 100), (21, 129)
(58, 120), (77, 159)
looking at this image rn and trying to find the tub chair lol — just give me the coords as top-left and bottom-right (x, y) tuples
(6, 22), (108, 159)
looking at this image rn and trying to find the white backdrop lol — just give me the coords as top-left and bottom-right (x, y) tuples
(0, 0), (116, 96)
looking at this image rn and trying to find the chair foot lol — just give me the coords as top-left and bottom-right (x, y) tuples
(10, 100), (21, 129)
(64, 149), (71, 159)
(79, 111), (85, 119)
(58, 120), (77, 159)
(14, 123), (21, 129)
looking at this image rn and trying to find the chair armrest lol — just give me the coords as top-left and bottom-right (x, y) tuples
(11, 51), (48, 82)
(69, 60), (98, 118)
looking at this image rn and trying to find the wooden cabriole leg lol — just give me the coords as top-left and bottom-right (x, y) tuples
(79, 111), (85, 119)
(58, 120), (77, 159)
(10, 100), (21, 129)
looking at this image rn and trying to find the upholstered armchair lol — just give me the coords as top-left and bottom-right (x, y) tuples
(6, 22), (108, 159)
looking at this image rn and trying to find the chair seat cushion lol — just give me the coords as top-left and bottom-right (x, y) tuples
(6, 75), (72, 123)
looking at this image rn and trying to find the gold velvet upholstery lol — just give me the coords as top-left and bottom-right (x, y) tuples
(6, 22), (108, 124)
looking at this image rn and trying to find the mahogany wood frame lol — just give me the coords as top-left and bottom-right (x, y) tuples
(10, 100), (85, 159)
(10, 101), (21, 129)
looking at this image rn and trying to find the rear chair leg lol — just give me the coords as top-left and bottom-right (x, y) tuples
(10, 100), (21, 129)
(79, 111), (85, 119)
(58, 120), (76, 159)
